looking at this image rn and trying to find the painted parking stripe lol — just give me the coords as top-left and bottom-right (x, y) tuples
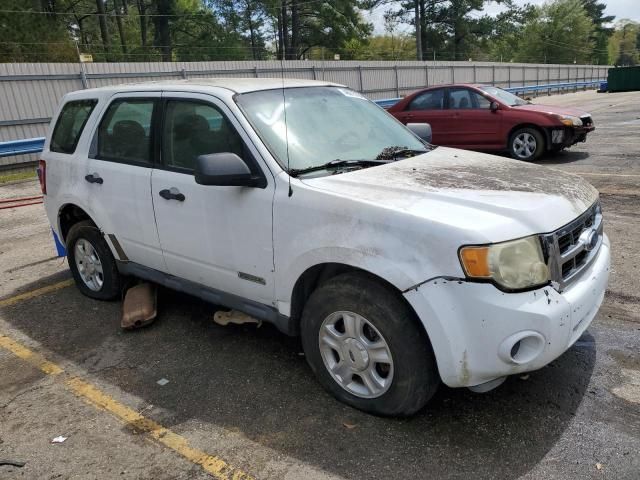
(0, 278), (74, 308)
(0, 335), (254, 479)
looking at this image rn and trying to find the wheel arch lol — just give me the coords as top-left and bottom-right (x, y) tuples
(58, 203), (98, 243)
(288, 262), (432, 346)
(507, 123), (550, 151)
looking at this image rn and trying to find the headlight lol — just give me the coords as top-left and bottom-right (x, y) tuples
(554, 114), (582, 127)
(459, 236), (550, 290)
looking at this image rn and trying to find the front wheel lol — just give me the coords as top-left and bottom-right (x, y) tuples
(301, 273), (439, 416)
(509, 127), (545, 161)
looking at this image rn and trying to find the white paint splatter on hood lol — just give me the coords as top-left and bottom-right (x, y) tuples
(302, 147), (599, 240)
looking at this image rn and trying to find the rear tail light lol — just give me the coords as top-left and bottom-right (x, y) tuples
(37, 159), (47, 194)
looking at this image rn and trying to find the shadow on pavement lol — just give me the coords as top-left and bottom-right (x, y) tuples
(0, 273), (597, 480)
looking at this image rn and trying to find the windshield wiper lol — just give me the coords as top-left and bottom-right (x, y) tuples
(376, 146), (429, 161)
(289, 159), (390, 177)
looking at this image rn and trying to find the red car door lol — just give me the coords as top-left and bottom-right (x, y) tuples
(446, 87), (502, 149)
(393, 88), (452, 145)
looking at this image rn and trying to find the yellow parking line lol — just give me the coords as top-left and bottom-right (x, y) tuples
(0, 279), (74, 308)
(0, 334), (254, 479)
(0, 335), (63, 375)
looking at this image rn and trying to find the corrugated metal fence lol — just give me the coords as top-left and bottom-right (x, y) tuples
(0, 60), (609, 168)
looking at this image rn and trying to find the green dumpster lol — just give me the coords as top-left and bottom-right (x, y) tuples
(607, 66), (640, 92)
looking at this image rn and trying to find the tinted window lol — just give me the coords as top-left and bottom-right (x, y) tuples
(50, 99), (97, 154)
(407, 89), (444, 111)
(473, 91), (492, 109)
(97, 99), (154, 164)
(448, 88), (474, 109)
(162, 100), (243, 171)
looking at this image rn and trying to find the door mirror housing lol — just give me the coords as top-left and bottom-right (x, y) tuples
(406, 123), (432, 143)
(490, 101), (500, 112)
(195, 153), (260, 187)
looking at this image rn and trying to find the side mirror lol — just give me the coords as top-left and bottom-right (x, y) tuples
(195, 153), (259, 187)
(490, 101), (499, 112)
(406, 123), (432, 143)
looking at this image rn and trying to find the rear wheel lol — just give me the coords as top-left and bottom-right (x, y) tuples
(66, 220), (121, 300)
(301, 273), (439, 416)
(509, 127), (545, 161)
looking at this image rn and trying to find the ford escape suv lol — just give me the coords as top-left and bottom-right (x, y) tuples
(40, 79), (610, 416)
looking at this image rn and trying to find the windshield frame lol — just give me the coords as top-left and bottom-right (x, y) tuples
(234, 86), (429, 176)
(478, 85), (528, 107)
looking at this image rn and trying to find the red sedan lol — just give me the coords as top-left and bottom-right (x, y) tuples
(388, 84), (595, 161)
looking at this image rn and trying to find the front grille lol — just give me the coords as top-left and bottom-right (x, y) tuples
(541, 202), (603, 291)
(581, 115), (593, 127)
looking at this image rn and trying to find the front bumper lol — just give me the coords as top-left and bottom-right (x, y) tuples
(404, 234), (610, 388)
(550, 125), (595, 147)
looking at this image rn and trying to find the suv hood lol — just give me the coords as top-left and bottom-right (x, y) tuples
(513, 103), (589, 117)
(301, 148), (598, 242)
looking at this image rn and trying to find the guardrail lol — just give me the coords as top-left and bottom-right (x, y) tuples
(374, 80), (603, 109)
(0, 137), (45, 158)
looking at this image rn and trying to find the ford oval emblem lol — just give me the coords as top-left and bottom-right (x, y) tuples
(580, 229), (599, 252)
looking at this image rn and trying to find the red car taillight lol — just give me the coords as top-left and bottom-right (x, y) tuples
(37, 159), (46, 195)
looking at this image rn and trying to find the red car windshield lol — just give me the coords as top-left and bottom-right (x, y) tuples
(479, 86), (529, 107)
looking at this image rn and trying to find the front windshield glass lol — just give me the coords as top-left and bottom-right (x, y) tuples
(235, 86), (427, 172)
(478, 85), (528, 106)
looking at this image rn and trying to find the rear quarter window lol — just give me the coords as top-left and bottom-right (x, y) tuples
(50, 99), (97, 154)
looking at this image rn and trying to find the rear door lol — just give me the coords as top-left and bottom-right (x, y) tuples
(151, 92), (275, 305)
(85, 92), (166, 272)
(446, 87), (502, 148)
(393, 88), (452, 145)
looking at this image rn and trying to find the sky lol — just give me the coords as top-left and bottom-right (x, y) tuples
(371, 0), (640, 35)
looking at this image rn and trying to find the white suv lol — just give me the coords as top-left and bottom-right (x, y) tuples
(40, 79), (610, 416)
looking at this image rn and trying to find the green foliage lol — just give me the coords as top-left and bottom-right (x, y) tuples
(0, 0), (624, 64)
(608, 20), (640, 66)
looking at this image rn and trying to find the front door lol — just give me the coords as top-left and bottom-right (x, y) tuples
(151, 92), (275, 305)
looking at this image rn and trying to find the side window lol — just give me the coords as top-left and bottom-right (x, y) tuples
(50, 99), (97, 154)
(407, 89), (444, 111)
(448, 88), (474, 109)
(471, 91), (492, 109)
(96, 99), (155, 165)
(162, 100), (244, 171)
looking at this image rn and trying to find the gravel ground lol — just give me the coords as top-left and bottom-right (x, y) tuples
(0, 89), (638, 480)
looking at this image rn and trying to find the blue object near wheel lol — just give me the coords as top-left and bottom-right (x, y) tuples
(52, 229), (67, 257)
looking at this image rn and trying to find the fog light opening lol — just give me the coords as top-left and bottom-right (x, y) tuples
(499, 331), (546, 365)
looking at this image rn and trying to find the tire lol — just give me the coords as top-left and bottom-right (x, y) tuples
(508, 127), (545, 161)
(66, 220), (121, 300)
(300, 272), (439, 416)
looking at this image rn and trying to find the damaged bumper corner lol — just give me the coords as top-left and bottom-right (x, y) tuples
(403, 235), (610, 389)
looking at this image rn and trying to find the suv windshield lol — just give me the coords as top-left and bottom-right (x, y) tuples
(478, 85), (528, 106)
(235, 86), (428, 174)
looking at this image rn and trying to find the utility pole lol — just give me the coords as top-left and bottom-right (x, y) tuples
(415, 0), (422, 61)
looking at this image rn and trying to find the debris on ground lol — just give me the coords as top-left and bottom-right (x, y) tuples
(0, 459), (25, 467)
(342, 422), (358, 430)
(519, 374), (530, 380)
(213, 310), (262, 328)
(596, 463), (604, 470)
(121, 283), (157, 330)
(156, 378), (169, 386)
(51, 436), (67, 444)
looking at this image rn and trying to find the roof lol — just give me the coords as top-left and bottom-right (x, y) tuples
(76, 78), (343, 95)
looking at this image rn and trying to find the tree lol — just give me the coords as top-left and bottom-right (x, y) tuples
(608, 20), (640, 66)
(514, 0), (594, 64)
(580, 0), (615, 64)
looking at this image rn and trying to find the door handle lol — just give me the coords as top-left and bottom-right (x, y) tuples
(159, 188), (185, 202)
(85, 173), (103, 184)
